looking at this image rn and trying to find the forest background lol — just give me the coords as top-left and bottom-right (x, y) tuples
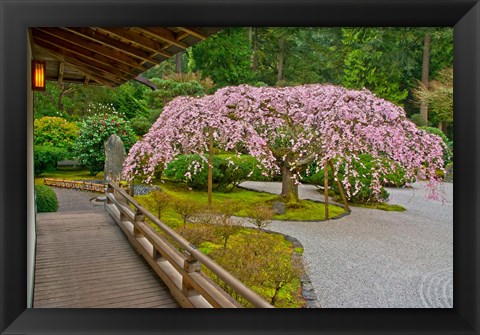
(34, 27), (453, 139)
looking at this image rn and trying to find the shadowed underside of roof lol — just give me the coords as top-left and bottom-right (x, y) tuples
(30, 27), (221, 87)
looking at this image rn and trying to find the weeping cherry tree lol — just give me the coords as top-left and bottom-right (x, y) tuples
(124, 84), (446, 206)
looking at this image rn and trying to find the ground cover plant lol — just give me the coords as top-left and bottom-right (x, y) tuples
(134, 184), (306, 307)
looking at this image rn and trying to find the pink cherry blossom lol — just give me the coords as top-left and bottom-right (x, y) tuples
(123, 84), (446, 200)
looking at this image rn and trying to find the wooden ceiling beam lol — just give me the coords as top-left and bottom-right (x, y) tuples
(137, 27), (188, 49)
(64, 27), (162, 65)
(33, 39), (124, 86)
(32, 29), (137, 77)
(176, 27), (208, 40)
(97, 27), (173, 58)
(36, 27), (147, 72)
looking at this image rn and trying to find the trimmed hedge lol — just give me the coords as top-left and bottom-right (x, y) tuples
(35, 185), (59, 213)
(164, 154), (274, 191)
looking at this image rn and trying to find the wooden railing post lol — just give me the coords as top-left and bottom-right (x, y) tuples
(133, 209), (145, 238)
(182, 250), (201, 297)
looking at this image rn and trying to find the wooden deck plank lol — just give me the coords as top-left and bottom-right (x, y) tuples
(33, 210), (179, 308)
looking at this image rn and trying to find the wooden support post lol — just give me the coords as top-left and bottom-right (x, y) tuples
(324, 160), (329, 220)
(182, 250), (201, 297)
(208, 128), (214, 207)
(328, 160), (350, 213)
(133, 209), (145, 238)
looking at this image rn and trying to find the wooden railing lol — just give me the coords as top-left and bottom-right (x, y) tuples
(105, 182), (274, 308)
(44, 178), (105, 193)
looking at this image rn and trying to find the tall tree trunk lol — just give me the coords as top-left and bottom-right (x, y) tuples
(175, 52), (183, 74)
(277, 37), (285, 84)
(280, 158), (299, 201)
(420, 33), (431, 125)
(250, 27), (258, 72)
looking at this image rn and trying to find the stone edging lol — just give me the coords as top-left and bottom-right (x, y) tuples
(262, 228), (321, 308)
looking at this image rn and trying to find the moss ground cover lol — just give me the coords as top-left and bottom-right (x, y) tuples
(143, 180), (344, 222)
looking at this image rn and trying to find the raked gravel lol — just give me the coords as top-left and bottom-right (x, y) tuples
(239, 181), (453, 308)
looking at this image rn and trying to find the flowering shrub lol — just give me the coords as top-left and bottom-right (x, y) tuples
(125, 84), (446, 200)
(74, 108), (136, 175)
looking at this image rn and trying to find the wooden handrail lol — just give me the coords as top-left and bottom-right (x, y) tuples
(105, 181), (273, 308)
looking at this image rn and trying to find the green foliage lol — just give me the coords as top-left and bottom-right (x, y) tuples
(34, 116), (78, 156)
(342, 28), (410, 105)
(73, 108), (137, 175)
(170, 198), (203, 228)
(341, 27), (453, 111)
(164, 154), (272, 191)
(303, 154), (411, 204)
(245, 205), (275, 229)
(34, 146), (68, 176)
(164, 155), (223, 190)
(143, 188), (171, 219)
(409, 113), (428, 127)
(112, 82), (150, 120)
(414, 67), (453, 130)
(130, 116), (152, 136)
(35, 185), (58, 213)
(208, 230), (303, 307)
(189, 28), (253, 87)
(146, 76), (210, 111)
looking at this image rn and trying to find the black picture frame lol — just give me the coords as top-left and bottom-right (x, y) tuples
(1, 0), (479, 334)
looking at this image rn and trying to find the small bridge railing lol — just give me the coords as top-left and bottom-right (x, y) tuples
(105, 181), (273, 308)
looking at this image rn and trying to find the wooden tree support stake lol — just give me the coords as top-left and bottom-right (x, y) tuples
(324, 160), (329, 220)
(208, 127), (214, 206)
(328, 160), (350, 213)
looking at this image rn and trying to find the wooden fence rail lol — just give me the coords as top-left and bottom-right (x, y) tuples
(44, 178), (105, 193)
(105, 181), (274, 308)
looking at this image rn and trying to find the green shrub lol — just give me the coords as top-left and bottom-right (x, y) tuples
(302, 154), (411, 203)
(34, 145), (68, 176)
(35, 185), (58, 212)
(164, 154), (223, 190)
(34, 116), (78, 157)
(130, 116), (152, 136)
(409, 113), (428, 127)
(164, 154), (274, 191)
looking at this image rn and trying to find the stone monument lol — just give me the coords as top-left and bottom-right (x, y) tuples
(104, 134), (126, 183)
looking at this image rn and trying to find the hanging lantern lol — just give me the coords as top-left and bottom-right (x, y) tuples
(31, 60), (46, 91)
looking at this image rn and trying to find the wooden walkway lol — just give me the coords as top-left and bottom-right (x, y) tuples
(33, 210), (179, 308)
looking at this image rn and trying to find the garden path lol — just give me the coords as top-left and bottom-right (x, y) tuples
(239, 181), (453, 308)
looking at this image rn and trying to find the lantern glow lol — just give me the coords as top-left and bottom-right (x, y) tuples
(32, 60), (46, 91)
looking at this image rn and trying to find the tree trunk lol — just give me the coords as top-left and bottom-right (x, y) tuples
(251, 27), (258, 72)
(420, 33), (431, 125)
(277, 37), (285, 84)
(281, 159), (299, 201)
(175, 52), (183, 74)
